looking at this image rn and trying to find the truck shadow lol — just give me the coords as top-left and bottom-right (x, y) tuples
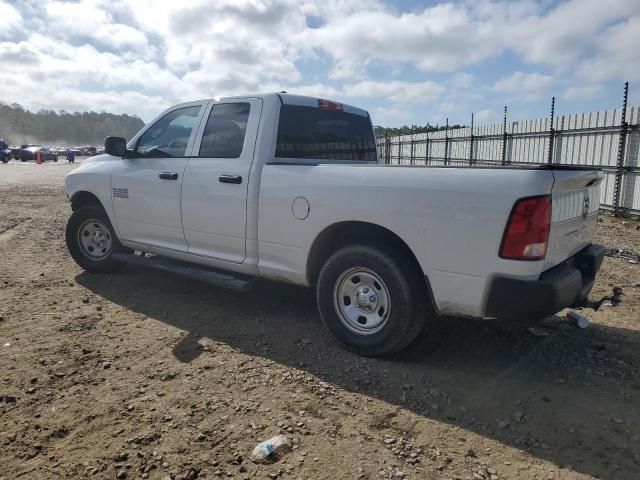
(76, 270), (639, 480)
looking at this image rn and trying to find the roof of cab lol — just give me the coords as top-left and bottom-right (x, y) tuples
(217, 92), (369, 118)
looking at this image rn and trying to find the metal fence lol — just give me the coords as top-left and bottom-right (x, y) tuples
(376, 83), (640, 217)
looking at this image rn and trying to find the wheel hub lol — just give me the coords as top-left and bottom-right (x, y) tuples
(333, 267), (391, 335)
(77, 219), (113, 260)
(92, 231), (107, 248)
(355, 286), (377, 311)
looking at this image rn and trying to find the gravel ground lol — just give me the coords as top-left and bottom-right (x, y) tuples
(1, 164), (639, 480)
(0, 159), (82, 186)
(595, 214), (640, 257)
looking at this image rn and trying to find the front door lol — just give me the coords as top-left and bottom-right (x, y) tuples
(181, 98), (262, 263)
(111, 102), (205, 252)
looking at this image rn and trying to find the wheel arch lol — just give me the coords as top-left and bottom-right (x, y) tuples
(70, 191), (104, 211)
(306, 221), (429, 290)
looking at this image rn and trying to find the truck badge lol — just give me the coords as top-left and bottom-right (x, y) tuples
(112, 188), (129, 199)
(582, 196), (590, 219)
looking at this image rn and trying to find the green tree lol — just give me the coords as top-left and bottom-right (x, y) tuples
(0, 102), (145, 146)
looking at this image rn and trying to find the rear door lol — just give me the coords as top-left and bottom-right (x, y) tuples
(181, 98), (262, 263)
(111, 102), (205, 252)
(545, 168), (604, 269)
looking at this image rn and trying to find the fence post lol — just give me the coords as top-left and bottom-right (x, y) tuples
(425, 133), (430, 165)
(613, 82), (629, 217)
(469, 112), (474, 165)
(444, 118), (449, 165)
(398, 134), (403, 164)
(547, 97), (555, 164)
(410, 125), (415, 166)
(501, 106), (508, 165)
(384, 128), (391, 165)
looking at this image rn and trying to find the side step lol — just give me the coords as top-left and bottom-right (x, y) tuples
(112, 253), (254, 292)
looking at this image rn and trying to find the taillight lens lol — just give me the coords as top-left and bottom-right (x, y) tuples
(500, 195), (551, 260)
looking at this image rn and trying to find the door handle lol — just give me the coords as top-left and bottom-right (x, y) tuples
(159, 172), (178, 180)
(219, 175), (242, 184)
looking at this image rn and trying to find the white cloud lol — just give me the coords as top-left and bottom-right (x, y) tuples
(494, 72), (554, 101)
(344, 80), (443, 104)
(563, 84), (605, 101)
(305, 3), (500, 79)
(0, 1), (22, 39)
(475, 109), (498, 122)
(284, 83), (341, 99)
(507, 0), (640, 65)
(449, 73), (474, 89)
(372, 106), (409, 124)
(573, 16), (640, 84)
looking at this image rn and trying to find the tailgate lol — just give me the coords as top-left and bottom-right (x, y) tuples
(545, 169), (603, 270)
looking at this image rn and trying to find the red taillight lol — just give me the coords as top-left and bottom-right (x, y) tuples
(318, 99), (343, 111)
(500, 195), (551, 260)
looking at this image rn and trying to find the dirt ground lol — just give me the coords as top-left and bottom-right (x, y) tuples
(1, 163), (639, 480)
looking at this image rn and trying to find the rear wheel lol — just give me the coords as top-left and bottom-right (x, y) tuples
(316, 245), (427, 356)
(66, 205), (126, 273)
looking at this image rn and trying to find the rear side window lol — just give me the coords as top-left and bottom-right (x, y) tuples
(199, 103), (250, 158)
(276, 105), (376, 161)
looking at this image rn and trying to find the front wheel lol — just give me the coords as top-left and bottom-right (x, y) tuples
(316, 245), (427, 356)
(65, 205), (126, 273)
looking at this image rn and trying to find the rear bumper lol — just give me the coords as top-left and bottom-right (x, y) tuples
(484, 244), (605, 320)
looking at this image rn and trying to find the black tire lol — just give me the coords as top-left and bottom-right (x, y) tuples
(66, 205), (126, 273)
(316, 245), (427, 356)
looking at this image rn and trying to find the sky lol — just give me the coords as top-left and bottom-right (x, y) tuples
(0, 0), (639, 127)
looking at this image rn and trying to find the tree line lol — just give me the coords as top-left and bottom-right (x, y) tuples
(0, 102), (145, 146)
(374, 123), (466, 138)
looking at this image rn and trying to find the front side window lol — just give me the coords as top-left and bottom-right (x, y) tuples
(199, 103), (250, 158)
(276, 105), (377, 161)
(135, 105), (201, 157)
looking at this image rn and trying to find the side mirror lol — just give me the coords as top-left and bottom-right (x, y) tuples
(104, 136), (127, 157)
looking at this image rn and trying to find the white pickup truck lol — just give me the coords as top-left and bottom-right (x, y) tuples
(64, 93), (606, 356)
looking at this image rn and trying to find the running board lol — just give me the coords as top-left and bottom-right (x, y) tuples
(112, 253), (254, 292)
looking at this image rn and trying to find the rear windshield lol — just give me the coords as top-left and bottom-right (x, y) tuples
(276, 105), (377, 161)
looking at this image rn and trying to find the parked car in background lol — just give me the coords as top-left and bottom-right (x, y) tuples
(20, 146), (58, 162)
(10, 146), (21, 159)
(18, 144), (40, 160)
(42, 147), (59, 161)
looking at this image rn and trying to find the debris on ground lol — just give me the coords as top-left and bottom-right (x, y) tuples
(250, 435), (291, 463)
(566, 310), (590, 329)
